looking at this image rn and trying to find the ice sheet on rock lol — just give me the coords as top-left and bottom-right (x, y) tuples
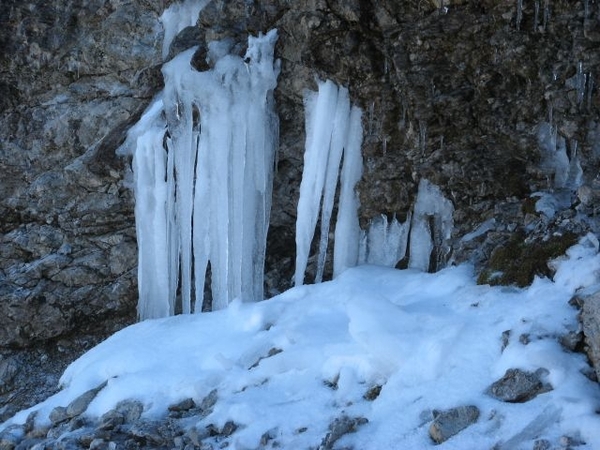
(537, 122), (583, 191)
(160, 0), (209, 60)
(409, 179), (454, 272)
(358, 214), (411, 267)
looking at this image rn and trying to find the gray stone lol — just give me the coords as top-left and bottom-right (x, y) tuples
(65, 382), (107, 418)
(533, 439), (551, 450)
(97, 410), (124, 431)
(115, 399), (144, 423)
(429, 406), (480, 444)
(318, 416), (368, 450)
(168, 398), (195, 412)
(0, 426), (22, 450)
(0, 357), (18, 394)
(49, 406), (69, 425)
(486, 368), (552, 403)
(577, 290), (600, 381)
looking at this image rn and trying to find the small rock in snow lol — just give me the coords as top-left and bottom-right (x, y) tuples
(486, 368), (552, 403)
(66, 381), (107, 418)
(429, 405), (480, 444)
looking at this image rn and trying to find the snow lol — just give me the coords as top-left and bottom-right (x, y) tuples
(4, 235), (600, 449)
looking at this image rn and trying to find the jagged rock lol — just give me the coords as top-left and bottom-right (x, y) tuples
(206, 420), (238, 438)
(428, 406), (480, 444)
(318, 416), (368, 450)
(575, 290), (600, 381)
(0, 357), (17, 394)
(0, 425), (22, 450)
(486, 368), (552, 403)
(197, 389), (218, 416)
(48, 406), (69, 425)
(66, 382), (107, 418)
(168, 398), (195, 412)
(97, 410), (124, 431)
(127, 421), (166, 446)
(114, 399), (144, 424)
(533, 438), (551, 450)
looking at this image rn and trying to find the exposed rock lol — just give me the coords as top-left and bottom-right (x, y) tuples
(114, 400), (144, 424)
(486, 368), (552, 403)
(575, 289), (600, 381)
(429, 405), (480, 444)
(66, 382), (107, 418)
(48, 406), (69, 426)
(0, 425), (22, 450)
(533, 438), (552, 450)
(318, 415), (368, 450)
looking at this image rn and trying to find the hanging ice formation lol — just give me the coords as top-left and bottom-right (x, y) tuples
(294, 80), (364, 286)
(121, 29), (280, 319)
(358, 214), (411, 267)
(408, 179), (454, 272)
(534, 122), (583, 218)
(357, 179), (454, 271)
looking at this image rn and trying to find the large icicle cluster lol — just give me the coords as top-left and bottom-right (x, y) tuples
(122, 30), (280, 319)
(294, 80), (364, 286)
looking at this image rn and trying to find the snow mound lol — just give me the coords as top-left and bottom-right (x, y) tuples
(3, 236), (600, 449)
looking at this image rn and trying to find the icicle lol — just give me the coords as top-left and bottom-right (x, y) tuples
(315, 88), (349, 283)
(357, 214), (411, 268)
(160, 0), (209, 60)
(587, 73), (594, 112)
(543, 0), (550, 31)
(534, 1), (540, 32)
(294, 81), (364, 285)
(126, 29), (280, 319)
(294, 81), (339, 286)
(516, 0), (523, 30)
(408, 179), (454, 272)
(333, 106), (363, 277)
(577, 61), (587, 108)
(127, 98), (173, 319)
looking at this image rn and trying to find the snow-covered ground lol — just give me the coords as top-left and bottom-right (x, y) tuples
(3, 234), (600, 449)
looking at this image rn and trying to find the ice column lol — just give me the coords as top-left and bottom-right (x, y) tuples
(358, 214), (411, 268)
(537, 122), (582, 190)
(124, 30), (280, 319)
(408, 179), (454, 272)
(294, 81), (364, 286)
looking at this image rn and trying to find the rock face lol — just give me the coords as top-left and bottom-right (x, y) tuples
(576, 289), (600, 381)
(2, 0), (600, 414)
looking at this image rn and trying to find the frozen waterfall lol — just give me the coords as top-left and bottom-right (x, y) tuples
(294, 80), (364, 286)
(121, 30), (280, 319)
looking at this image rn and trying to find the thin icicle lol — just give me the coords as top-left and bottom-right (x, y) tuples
(294, 81), (339, 286)
(333, 106), (364, 277)
(315, 87), (350, 282)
